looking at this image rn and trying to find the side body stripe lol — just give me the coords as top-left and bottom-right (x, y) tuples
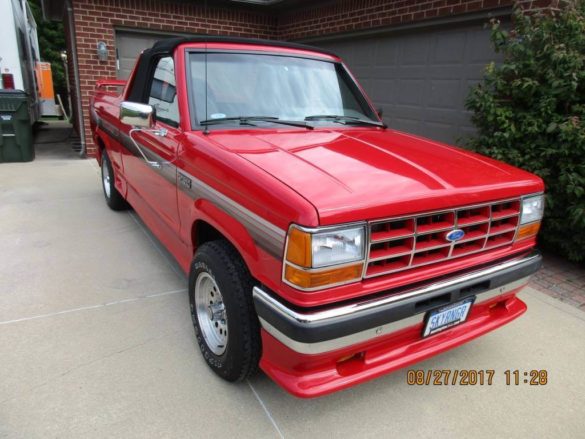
(95, 114), (286, 258)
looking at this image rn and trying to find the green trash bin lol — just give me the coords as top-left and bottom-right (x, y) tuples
(0, 90), (34, 162)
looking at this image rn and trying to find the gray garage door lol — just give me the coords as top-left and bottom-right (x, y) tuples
(317, 22), (502, 145)
(115, 31), (181, 79)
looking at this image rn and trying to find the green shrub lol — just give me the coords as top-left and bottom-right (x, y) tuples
(466, 3), (585, 262)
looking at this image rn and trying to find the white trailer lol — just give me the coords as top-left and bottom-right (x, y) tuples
(0, 0), (41, 123)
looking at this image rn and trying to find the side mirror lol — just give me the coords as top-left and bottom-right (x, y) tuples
(377, 107), (384, 118)
(119, 101), (155, 128)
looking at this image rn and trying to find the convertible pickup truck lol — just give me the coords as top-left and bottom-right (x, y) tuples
(90, 37), (544, 398)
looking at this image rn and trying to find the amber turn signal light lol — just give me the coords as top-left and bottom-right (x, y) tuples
(516, 221), (541, 241)
(285, 227), (312, 268)
(284, 263), (363, 289)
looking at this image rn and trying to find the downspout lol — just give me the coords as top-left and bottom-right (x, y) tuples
(66, 0), (86, 157)
(61, 52), (73, 121)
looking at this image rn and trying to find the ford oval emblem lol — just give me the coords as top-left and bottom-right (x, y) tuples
(445, 229), (465, 242)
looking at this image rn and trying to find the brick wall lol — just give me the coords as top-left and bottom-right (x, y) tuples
(72, 0), (276, 156)
(277, 0), (515, 40)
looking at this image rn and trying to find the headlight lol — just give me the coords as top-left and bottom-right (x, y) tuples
(521, 195), (545, 224)
(312, 227), (364, 267)
(283, 224), (366, 290)
(516, 194), (544, 241)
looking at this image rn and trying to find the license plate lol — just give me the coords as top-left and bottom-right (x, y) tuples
(423, 297), (475, 337)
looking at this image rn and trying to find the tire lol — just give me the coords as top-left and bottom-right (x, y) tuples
(189, 240), (261, 381)
(101, 151), (128, 211)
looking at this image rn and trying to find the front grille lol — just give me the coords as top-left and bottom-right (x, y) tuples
(366, 199), (521, 278)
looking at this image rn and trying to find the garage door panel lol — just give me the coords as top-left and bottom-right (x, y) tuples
(423, 121), (457, 142)
(396, 79), (424, 106)
(317, 21), (502, 144)
(374, 42), (399, 66)
(428, 79), (461, 109)
(424, 107), (465, 124)
(395, 66), (431, 79)
(431, 31), (467, 63)
(392, 117), (423, 134)
(460, 125), (478, 138)
(350, 43), (376, 67)
(399, 36), (430, 65)
(117, 58), (137, 81)
(115, 31), (180, 79)
(429, 65), (473, 79)
(391, 105), (426, 121)
(465, 78), (482, 91)
(465, 31), (499, 62)
(369, 79), (395, 103)
(367, 66), (400, 79)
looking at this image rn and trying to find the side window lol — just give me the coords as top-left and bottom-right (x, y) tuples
(148, 57), (179, 127)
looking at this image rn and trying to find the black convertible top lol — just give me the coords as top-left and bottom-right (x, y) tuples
(149, 36), (338, 58)
(126, 36), (338, 103)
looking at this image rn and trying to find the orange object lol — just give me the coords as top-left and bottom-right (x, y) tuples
(285, 228), (312, 267)
(517, 221), (541, 241)
(35, 62), (55, 99)
(284, 263), (363, 289)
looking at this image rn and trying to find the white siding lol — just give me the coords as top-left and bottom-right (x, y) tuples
(0, 0), (24, 90)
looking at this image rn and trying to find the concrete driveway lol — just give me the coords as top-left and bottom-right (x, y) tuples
(1, 128), (584, 438)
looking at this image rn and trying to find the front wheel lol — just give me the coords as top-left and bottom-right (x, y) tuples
(189, 240), (261, 381)
(101, 151), (128, 211)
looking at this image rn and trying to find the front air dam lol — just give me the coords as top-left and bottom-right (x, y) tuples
(259, 292), (527, 398)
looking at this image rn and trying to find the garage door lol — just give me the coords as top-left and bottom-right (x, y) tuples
(316, 22), (502, 145)
(115, 31), (180, 79)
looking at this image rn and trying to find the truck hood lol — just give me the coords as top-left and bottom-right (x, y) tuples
(207, 129), (543, 225)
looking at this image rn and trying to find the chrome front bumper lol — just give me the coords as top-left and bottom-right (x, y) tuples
(253, 251), (542, 355)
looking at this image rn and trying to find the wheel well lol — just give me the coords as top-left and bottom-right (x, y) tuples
(191, 220), (257, 280)
(192, 220), (226, 251)
(95, 136), (105, 163)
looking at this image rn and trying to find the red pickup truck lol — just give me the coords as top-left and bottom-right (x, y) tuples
(90, 37), (544, 398)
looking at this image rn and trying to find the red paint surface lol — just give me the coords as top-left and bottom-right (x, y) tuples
(91, 41), (541, 396)
(260, 291), (527, 398)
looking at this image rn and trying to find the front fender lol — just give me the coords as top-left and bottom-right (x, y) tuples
(190, 198), (263, 276)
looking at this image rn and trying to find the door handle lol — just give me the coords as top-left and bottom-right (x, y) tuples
(129, 128), (168, 169)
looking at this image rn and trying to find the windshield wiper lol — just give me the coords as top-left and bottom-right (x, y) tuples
(200, 116), (313, 130)
(304, 115), (386, 128)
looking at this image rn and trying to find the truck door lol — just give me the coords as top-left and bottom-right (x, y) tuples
(121, 56), (181, 241)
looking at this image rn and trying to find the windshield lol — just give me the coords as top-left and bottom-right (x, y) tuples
(188, 52), (377, 126)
